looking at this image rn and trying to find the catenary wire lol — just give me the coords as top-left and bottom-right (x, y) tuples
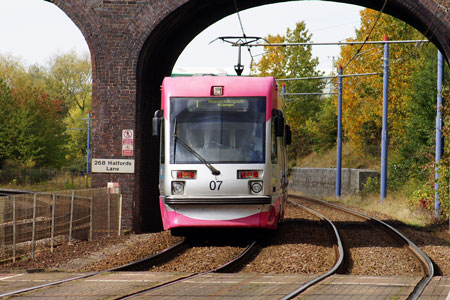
(233, 0), (256, 69)
(342, 0), (388, 70)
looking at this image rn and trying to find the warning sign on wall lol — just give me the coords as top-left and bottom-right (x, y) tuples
(122, 129), (134, 156)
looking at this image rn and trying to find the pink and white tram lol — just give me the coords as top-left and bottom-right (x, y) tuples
(152, 75), (291, 232)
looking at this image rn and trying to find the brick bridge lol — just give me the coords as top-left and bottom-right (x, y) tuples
(46, 0), (449, 233)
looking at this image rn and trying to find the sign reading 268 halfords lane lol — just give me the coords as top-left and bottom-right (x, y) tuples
(92, 159), (135, 173)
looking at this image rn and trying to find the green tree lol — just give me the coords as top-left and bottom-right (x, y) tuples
(0, 52), (93, 170)
(336, 9), (426, 155)
(252, 22), (327, 159)
(46, 52), (92, 169)
(47, 51), (92, 116)
(303, 97), (337, 153)
(0, 79), (66, 168)
(390, 44), (443, 185)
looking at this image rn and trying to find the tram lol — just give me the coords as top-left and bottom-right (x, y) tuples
(152, 75), (291, 232)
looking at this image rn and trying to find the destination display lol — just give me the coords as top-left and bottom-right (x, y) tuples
(92, 159), (135, 173)
(186, 98), (250, 112)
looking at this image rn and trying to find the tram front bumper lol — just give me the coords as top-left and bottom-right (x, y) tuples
(159, 196), (279, 230)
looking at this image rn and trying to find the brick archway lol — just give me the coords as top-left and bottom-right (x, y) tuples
(46, 0), (449, 232)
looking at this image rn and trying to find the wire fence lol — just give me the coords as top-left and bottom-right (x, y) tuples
(0, 187), (121, 264)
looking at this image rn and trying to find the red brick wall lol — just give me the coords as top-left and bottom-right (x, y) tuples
(46, 0), (449, 232)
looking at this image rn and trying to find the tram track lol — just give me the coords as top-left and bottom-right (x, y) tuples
(114, 239), (261, 299)
(1, 237), (260, 299)
(0, 239), (188, 298)
(288, 194), (434, 300)
(1, 195), (436, 299)
(279, 200), (344, 300)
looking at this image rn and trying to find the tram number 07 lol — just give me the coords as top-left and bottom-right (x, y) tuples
(209, 181), (223, 191)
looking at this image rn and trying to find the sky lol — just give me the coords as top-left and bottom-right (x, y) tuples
(0, 0), (363, 75)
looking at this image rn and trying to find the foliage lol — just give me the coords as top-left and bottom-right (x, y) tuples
(65, 105), (91, 170)
(251, 22), (328, 159)
(47, 51), (92, 115)
(303, 97), (337, 153)
(389, 43), (442, 189)
(0, 79), (66, 168)
(332, 8), (450, 222)
(335, 9), (425, 154)
(409, 181), (435, 211)
(436, 162), (450, 219)
(0, 52), (92, 170)
(360, 175), (380, 197)
(434, 87), (450, 219)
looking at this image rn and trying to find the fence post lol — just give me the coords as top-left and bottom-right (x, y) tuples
(12, 196), (16, 263)
(89, 192), (93, 241)
(0, 196), (4, 255)
(107, 192), (111, 237)
(51, 193), (56, 252)
(32, 193), (37, 260)
(118, 194), (122, 236)
(69, 190), (75, 244)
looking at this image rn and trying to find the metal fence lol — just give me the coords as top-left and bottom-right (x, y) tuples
(0, 188), (121, 263)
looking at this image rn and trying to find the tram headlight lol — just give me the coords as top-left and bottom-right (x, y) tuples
(172, 181), (185, 195)
(250, 181), (263, 194)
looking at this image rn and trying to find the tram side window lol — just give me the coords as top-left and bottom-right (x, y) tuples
(271, 120), (278, 164)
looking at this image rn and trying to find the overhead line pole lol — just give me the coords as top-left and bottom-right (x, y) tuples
(258, 37), (428, 201)
(336, 66), (343, 198)
(278, 71), (382, 198)
(435, 50), (444, 219)
(380, 36), (389, 203)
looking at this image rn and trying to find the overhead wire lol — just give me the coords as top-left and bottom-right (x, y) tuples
(342, 0), (388, 70)
(233, 0), (256, 69)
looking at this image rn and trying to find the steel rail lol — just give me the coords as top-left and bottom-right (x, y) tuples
(116, 240), (260, 299)
(280, 200), (344, 300)
(0, 239), (187, 298)
(111, 239), (189, 271)
(289, 194), (434, 300)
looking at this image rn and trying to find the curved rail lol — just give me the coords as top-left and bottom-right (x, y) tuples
(116, 240), (260, 299)
(280, 200), (344, 300)
(289, 194), (434, 300)
(111, 239), (189, 271)
(213, 240), (260, 273)
(0, 239), (188, 298)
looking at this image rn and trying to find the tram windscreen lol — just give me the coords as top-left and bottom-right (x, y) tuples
(170, 97), (266, 164)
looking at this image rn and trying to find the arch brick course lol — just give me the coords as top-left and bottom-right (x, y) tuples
(45, 0), (449, 232)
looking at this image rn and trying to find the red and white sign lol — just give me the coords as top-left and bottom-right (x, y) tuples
(107, 182), (120, 194)
(122, 129), (134, 156)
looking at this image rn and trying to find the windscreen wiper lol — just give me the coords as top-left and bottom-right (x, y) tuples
(173, 119), (221, 176)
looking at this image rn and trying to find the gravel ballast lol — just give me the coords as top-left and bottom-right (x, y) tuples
(1, 200), (449, 276)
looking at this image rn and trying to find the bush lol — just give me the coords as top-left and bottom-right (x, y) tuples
(360, 176), (380, 196)
(409, 182), (434, 211)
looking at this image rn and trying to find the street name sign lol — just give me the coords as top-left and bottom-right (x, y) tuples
(92, 159), (135, 173)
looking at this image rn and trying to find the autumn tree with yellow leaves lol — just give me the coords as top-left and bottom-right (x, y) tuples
(252, 21), (330, 159)
(335, 8), (426, 156)
(337, 9), (450, 219)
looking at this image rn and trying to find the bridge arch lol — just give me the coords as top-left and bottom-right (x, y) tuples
(45, 0), (449, 232)
(135, 0), (448, 232)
